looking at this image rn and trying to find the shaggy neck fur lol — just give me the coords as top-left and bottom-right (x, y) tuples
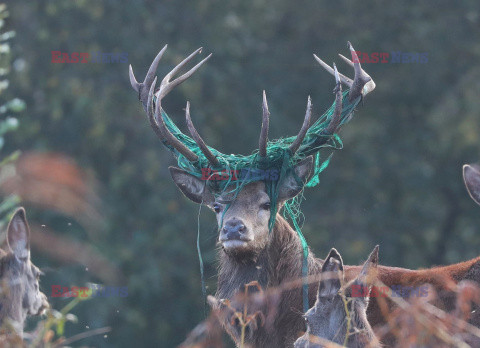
(216, 214), (322, 347)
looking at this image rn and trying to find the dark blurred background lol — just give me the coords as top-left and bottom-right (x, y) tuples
(2, 0), (480, 346)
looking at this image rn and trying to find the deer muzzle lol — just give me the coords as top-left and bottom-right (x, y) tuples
(219, 219), (252, 249)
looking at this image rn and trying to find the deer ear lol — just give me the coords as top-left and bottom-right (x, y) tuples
(354, 245), (379, 288)
(318, 248), (343, 298)
(464, 164), (480, 206)
(277, 156), (314, 201)
(6, 207), (31, 260)
(169, 166), (215, 205)
(352, 245), (379, 305)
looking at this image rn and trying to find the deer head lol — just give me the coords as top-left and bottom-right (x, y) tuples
(463, 164), (480, 206)
(129, 43), (375, 258)
(0, 208), (49, 335)
(294, 246), (379, 348)
(170, 158), (315, 257)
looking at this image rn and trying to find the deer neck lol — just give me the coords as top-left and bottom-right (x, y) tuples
(216, 214), (317, 299)
(348, 313), (379, 348)
(0, 282), (25, 335)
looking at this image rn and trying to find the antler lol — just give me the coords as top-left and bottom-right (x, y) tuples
(130, 44), (373, 180)
(314, 41), (375, 102)
(289, 96), (312, 155)
(325, 63), (343, 135)
(289, 63), (343, 156)
(129, 46), (167, 112)
(185, 101), (220, 166)
(259, 91), (270, 158)
(130, 46), (221, 165)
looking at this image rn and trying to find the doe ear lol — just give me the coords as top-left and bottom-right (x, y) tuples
(169, 166), (215, 205)
(6, 207), (31, 260)
(318, 248), (344, 298)
(356, 245), (379, 287)
(463, 164), (480, 206)
(277, 156), (314, 201)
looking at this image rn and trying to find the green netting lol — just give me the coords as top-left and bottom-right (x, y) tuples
(160, 90), (359, 201)
(156, 90), (362, 312)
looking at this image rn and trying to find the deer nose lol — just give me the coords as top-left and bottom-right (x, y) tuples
(221, 219), (246, 240)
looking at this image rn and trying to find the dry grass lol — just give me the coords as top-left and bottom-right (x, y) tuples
(179, 274), (480, 347)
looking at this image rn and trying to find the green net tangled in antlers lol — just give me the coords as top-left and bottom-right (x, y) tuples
(159, 89), (360, 231)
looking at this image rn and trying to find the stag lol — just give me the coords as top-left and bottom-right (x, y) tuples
(129, 44), (480, 347)
(0, 208), (48, 337)
(294, 247), (380, 348)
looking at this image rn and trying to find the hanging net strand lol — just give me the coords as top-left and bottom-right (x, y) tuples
(129, 42), (376, 312)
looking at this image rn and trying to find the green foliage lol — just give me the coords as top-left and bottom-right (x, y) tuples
(29, 297), (85, 347)
(0, 3), (22, 231)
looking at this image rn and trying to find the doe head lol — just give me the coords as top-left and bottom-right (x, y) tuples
(0, 208), (48, 332)
(295, 246), (379, 348)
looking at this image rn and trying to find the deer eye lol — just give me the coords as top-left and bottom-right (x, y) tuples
(261, 202), (270, 210)
(213, 203), (221, 213)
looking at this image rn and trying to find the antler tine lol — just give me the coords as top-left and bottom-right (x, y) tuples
(128, 65), (140, 92)
(151, 47), (212, 162)
(337, 54), (354, 68)
(131, 46), (218, 164)
(129, 45), (168, 111)
(313, 54), (353, 87)
(289, 96), (312, 155)
(259, 90), (270, 158)
(158, 48), (212, 99)
(314, 42), (376, 102)
(153, 93), (199, 162)
(146, 76), (199, 161)
(145, 45), (168, 86)
(339, 41), (376, 101)
(185, 101), (220, 166)
(146, 76), (165, 140)
(324, 63), (343, 135)
(289, 64), (342, 155)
